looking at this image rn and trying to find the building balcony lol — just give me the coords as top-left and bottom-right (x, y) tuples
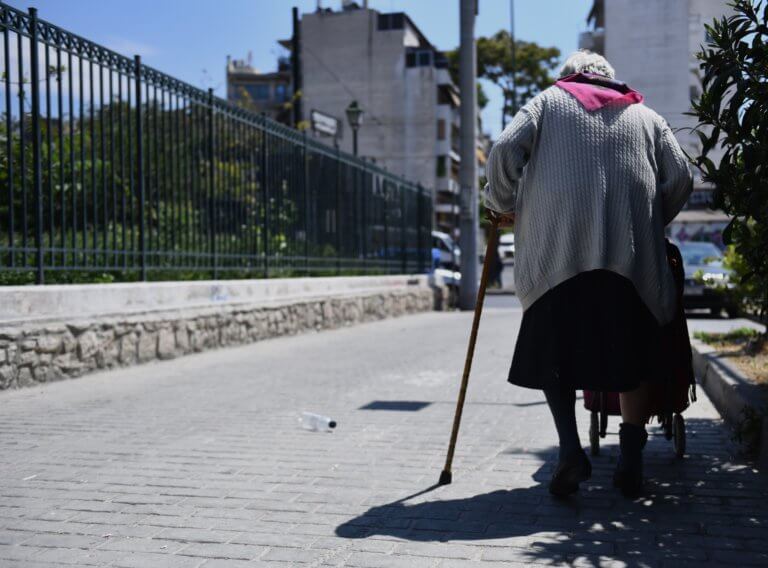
(436, 177), (460, 195)
(435, 203), (460, 215)
(435, 139), (451, 156)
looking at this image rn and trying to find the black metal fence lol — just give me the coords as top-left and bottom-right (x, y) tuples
(0, 3), (432, 284)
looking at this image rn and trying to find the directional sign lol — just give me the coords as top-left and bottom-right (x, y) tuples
(311, 109), (341, 137)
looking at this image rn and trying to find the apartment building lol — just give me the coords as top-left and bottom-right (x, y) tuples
(580, 0), (733, 242)
(226, 53), (292, 124)
(228, 1), (480, 236)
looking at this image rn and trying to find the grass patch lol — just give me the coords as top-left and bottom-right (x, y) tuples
(694, 327), (763, 345)
(694, 327), (768, 387)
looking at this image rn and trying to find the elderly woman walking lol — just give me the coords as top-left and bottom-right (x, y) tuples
(484, 51), (692, 498)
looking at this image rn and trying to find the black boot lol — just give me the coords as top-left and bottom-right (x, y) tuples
(549, 449), (592, 497)
(613, 422), (648, 498)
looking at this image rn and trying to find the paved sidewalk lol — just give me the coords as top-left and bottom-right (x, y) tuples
(0, 304), (766, 567)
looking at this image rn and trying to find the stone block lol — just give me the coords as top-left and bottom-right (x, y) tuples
(33, 365), (60, 383)
(0, 365), (16, 389)
(77, 330), (100, 360)
(61, 333), (77, 353)
(0, 327), (20, 341)
(175, 327), (190, 353)
(137, 332), (157, 362)
(17, 367), (34, 387)
(19, 350), (38, 366)
(36, 335), (62, 354)
(157, 328), (177, 360)
(67, 321), (92, 335)
(53, 353), (85, 374)
(322, 301), (334, 324)
(96, 331), (119, 368)
(119, 333), (138, 365)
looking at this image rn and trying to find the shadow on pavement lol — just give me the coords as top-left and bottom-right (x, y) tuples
(335, 418), (767, 565)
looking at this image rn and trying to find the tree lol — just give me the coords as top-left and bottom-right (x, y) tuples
(691, 0), (768, 326)
(447, 31), (561, 130)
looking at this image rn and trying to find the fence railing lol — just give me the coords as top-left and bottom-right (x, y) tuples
(0, 3), (432, 284)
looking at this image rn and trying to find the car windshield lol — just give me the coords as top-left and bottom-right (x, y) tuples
(679, 242), (723, 266)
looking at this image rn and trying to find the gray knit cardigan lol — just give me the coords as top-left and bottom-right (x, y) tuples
(483, 86), (693, 324)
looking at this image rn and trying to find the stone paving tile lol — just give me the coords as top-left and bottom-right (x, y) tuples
(111, 551), (207, 568)
(0, 309), (767, 567)
(176, 542), (266, 561)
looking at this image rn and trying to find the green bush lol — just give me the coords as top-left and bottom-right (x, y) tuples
(691, 0), (768, 328)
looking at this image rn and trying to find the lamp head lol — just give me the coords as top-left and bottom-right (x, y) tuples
(345, 100), (364, 130)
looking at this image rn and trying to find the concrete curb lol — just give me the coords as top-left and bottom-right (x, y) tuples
(692, 339), (768, 469)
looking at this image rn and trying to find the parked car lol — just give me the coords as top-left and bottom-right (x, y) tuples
(431, 231), (460, 271)
(678, 241), (739, 318)
(498, 232), (515, 263)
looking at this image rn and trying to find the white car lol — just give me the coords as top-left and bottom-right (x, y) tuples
(498, 232), (515, 263)
(432, 230), (461, 270)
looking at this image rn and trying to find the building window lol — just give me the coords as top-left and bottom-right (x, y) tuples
(406, 48), (434, 68)
(378, 13), (405, 31)
(437, 119), (446, 140)
(436, 156), (447, 178)
(244, 84), (270, 101)
(275, 84), (287, 102)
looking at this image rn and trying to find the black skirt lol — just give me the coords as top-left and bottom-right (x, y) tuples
(508, 270), (664, 392)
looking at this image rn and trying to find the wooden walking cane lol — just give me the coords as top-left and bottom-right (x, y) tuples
(439, 218), (501, 485)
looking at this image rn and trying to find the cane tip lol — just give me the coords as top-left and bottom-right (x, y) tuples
(438, 470), (452, 485)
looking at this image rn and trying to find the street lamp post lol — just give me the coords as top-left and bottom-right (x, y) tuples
(345, 100), (363, 157)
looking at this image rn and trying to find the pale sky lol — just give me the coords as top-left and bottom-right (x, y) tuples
(8, 0), (594, 139)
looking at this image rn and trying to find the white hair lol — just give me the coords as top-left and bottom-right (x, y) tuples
(559, 50), (615, 79)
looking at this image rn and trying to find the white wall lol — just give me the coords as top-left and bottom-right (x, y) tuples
(604, 0), (732, 187)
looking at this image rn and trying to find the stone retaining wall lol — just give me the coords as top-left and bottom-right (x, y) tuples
(0, 286), (433, 390)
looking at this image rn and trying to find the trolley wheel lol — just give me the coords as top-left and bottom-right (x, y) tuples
(589, 411), (600, 456)
(673, 414), (686, 458)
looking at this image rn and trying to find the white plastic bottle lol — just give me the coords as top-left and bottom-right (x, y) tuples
(300, 412), (337, 432)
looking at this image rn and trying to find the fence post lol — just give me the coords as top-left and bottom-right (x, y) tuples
(400, 184), (406, 274)
(382, 177), (388, 273)
(417, 183), (424, 273)
(207, 88), (217, 279)
(303, 130), (310, 276)
(360, 163), (367, 273)
(260, 114), (269, 278)
(29, 8), (44, 284)
(335, 146), (342, 276)
(134, 56), (146, 281)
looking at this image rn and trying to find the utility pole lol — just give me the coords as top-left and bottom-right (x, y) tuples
(458, 0), (479, 310)
(509, 0), (517, 118)
(291, 7), (302, 127)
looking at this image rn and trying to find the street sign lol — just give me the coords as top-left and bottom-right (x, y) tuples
(311, 109), (341, 137)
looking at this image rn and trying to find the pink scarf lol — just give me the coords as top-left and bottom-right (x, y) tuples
(555, 73), (644, 111)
